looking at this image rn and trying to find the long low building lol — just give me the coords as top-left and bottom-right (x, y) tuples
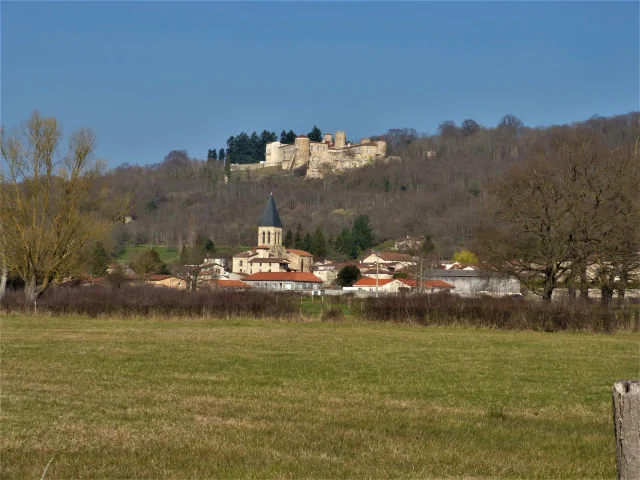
(424, 269), (520, 296)
(244, 272), (323, 292)
(347, 277), (454, 294)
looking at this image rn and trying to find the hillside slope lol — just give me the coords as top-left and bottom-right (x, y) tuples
(105, 113), (639, 258)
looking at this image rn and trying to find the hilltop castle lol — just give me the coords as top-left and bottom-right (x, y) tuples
(264, 130), (389, 178)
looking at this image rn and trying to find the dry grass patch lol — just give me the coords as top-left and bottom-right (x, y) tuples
(1, 316), (636, 478)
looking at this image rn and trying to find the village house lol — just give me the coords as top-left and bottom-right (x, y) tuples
(360, 252), (417, 272)
(232, 195), (314, 275)
(347, 277), (454, 294)
(146, 275), (187, 290)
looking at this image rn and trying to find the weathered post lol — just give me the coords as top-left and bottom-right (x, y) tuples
(613, 380), (640, 480)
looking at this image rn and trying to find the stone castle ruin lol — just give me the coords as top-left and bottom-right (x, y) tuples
(266, 131), (389, 178)
(230, 130), (396, 179)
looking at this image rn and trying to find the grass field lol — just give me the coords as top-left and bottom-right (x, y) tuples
(2, 316), (637, 478)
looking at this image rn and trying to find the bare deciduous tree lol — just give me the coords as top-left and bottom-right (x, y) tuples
(478, 128), (640, 302)
(0, 111), (130, 305)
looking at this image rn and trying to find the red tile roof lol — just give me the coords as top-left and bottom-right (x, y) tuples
(234, 251), (255, 258)
(286, 248), (314, 258)
(211, 279), (251, 288)
(148, 275), (177, 281)
(255, 246), (271, 250)
(245, 272), (322, 283)
(353, 278), (394, 287)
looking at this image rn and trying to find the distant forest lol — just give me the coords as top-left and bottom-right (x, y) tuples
(105, 112), (639, 260)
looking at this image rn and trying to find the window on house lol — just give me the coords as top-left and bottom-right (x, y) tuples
(268, 231), (271, 244)
(262, 231), (266, 244)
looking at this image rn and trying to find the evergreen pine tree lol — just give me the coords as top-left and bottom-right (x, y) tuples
(336, 228), (357, 259)
(312, 227), (327, 258)
(218, 148), (226, 162)
(286, 130), (297, 144)
(207, 149), (217, 161)
(302, 232), (313, 253)
(294, 224), (303, 249)
(352, 214), (374, 252)
(283, 229), (294, 248)
(308, 125), (323, 142)
(280, 130), (289, 144)
(249, 131), (260, 163)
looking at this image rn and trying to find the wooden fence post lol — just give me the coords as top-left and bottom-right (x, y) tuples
(613, 380), (640, 480)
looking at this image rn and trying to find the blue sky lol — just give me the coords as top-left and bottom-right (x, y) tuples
(2, 1), (638, 168)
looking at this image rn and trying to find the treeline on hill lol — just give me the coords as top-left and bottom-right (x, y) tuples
(103, 112), (639, 262)
(208, 126), (324, 164)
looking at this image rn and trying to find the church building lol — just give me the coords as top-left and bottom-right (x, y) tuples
(232, 194), (314, 276)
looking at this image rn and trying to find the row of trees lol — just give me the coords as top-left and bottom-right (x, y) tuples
(207, 126), (324, 164)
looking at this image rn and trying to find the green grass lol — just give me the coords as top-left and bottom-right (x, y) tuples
(2, 316), (637, 478)
(114, 245), (180, 264)
(299, 297), (352, 316)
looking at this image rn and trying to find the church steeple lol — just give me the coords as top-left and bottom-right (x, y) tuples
(258, 193), (283, 229)
(258, 194), (283, 247)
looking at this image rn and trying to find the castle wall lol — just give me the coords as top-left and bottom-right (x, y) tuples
(335, 130), (346, 149)
(293, 137), (310, 170)
(306, 141), (389, 178)
(230, 163), (269, 171)
(279, 144), (296, 170)
(265, 142), (281, 166)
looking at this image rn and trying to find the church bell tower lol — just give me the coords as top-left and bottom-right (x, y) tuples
(258, 194), (285, 256)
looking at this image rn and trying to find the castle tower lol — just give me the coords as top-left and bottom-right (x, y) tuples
(257, 194), (285, 258)
(294, 135), (310, 169)
(323, 132), (333, 144)
(334, 130), (346, 149)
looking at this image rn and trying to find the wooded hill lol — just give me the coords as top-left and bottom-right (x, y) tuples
(104, 113), (639, 259)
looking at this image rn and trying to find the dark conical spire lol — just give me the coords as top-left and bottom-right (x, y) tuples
(258, 194), (283, 228)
